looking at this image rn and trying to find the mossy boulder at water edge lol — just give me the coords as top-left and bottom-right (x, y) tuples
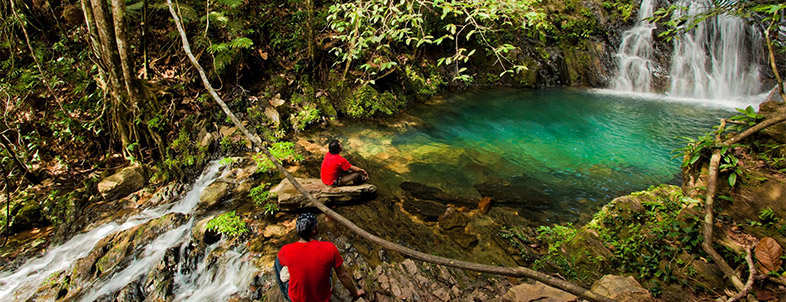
(535, 185), (726, 299)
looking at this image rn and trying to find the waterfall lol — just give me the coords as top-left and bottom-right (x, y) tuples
(668, 0), (762, 99)
(0, 161), (223, 301)
(612, 0), (764, 100)
(612, 0), (658, 93)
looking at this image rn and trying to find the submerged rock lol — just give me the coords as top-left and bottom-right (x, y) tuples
(98, 165), (145, 201)
(400, 181), (476, 206)
(402, 198), (447, 221)
(438, 207), (469, 230)
(270, 178), (377, 210)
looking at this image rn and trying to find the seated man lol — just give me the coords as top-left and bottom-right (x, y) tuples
(320, 139), (368, 186)
(275, 213), (365, 302)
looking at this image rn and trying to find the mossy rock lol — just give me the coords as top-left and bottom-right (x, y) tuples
(11, 201), (48, 232)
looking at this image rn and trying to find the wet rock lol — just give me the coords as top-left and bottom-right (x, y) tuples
(45, 213), (188, 301)
(263, 224), (287, 238)
(400, 182), (475, 206)
(590, 275), (654, 302)
(438, 207), (469, 230)
(199, 181), (231, 211)
(402, 199), (447, 221)
(502, 282), (578, 302)
(446, 229), (478, 249)
(98, 165), (145, 201)
(270, 178), (376, 210)
(142, 247), (179, 301)
(478, 196), (492, 214)
(193, 215), (221, 246)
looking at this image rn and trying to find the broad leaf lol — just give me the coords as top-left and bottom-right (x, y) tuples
(755, 237), (783, 274)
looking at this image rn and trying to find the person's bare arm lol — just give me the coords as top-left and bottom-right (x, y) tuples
(335, 263), (365, 298)
(348, 165), (368, 177)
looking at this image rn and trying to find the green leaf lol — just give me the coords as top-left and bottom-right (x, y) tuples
(728, 173), (737, 187)
(229, 37), (254, 49)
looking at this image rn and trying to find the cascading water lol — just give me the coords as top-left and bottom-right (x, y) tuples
(0, 161), (222, 301)
(613, 0), (764, 100)
(668, 0), (762, 99)
(171, 241), (261, 301)
(612, 0), (658, 93)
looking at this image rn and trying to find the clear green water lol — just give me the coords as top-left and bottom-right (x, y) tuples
(315, 88), (736, 224)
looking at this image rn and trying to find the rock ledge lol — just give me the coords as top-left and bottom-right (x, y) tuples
(270, 178), (377, 210)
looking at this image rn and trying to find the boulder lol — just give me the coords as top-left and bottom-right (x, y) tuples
(98, 165), (145, 201)
(262, 224), (287, 238)
(270, 178), (377, 210)
(502, 282), (578, 302)
(198, 181), (231, 211)
(590, 275), (654, 302)
(192, 215), (221, 246)
(438, 207), (468, 230)
(402, 199), (447, 221)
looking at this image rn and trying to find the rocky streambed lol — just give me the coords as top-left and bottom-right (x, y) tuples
(1, 142), (659, 302)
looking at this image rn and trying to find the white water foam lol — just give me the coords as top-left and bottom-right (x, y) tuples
(592, 88), (767, 110)
(0, 160), (222, 301)
(171, 240), (259, 302)
(78, 222), (192, 302)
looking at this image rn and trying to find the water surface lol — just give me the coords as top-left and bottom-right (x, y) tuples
(316, 88), (738, 224)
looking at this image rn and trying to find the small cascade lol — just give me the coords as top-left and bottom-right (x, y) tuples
(0, 161), (222, 301)
(172, 241), (259, 301)
(612, 0), (658, 93)
(78, 223), (193, 302)
(668, 0), (762, 99)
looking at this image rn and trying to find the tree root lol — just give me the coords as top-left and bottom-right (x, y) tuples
(703, 113), (786, 293)
(166, 3), (616, 301)
(727, 247), (755, 302)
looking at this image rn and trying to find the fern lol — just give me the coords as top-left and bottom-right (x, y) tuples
(215, 0), (243, 9)
(229, 37), (253, 49)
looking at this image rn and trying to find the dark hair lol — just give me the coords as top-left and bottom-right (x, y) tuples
(296, 212), (318, 240)
(328, 139), (341, 154)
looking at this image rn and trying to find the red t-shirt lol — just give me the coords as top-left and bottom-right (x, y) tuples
(278, 240), (344, 302)
(321, 152), (351, 185)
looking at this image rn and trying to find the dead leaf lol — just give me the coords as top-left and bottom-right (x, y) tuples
(755, 237), (783, 273)
(756, 289), (775, 301)
(257, 49), (268, 60)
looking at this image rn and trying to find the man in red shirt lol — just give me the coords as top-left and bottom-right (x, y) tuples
(276, 213), (365, 302)
(320, 139), (368, 186)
